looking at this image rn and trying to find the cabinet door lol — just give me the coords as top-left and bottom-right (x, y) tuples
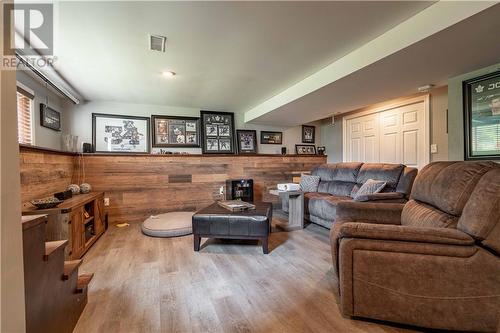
(94, 197), (105, 235)
(70, 207), (85, 259)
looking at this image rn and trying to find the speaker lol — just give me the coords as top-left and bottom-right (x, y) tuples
(82, 143), (93, 153)
(281, 147), (287, 155)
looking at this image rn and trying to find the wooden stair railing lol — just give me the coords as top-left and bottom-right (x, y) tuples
(22, 215), (94, 333)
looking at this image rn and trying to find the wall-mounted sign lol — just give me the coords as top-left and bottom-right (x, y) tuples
(40, 104), (61, 131)
(260, 131), (283, 144)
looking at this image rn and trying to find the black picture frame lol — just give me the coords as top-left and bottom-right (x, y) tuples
(295, 144), (316, 155)
(463, 70), (500, 160)
(302, 125), (315, 143)
(40, 104), (61, 131)
(236, 130), (258, 154)
(92, 113), (150, 154)
(260, 131), (283, 144)
(151, 115), (200, 148)
(200, 111), (236, 154)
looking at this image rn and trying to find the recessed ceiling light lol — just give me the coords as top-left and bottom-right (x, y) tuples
(162, 71), (176, 78)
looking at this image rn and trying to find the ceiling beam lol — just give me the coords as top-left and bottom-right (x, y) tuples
(244, 1), (497, 123)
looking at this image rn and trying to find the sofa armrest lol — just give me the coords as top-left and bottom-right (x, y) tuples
(336, 201), (404, 225)
(356, 192), (405, 202)
(338, 222), (474, 246)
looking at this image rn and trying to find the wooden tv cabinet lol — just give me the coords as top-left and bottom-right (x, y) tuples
(23, 192), (106, 259)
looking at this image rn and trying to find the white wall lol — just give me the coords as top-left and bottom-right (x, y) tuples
(16, 70), (71, 150)
(1, 52), (27, 332)
(65, 100), (322, 154)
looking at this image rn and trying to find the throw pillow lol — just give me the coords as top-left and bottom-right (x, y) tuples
(300, 174), (320, 192)
(352, 179), (386, 202)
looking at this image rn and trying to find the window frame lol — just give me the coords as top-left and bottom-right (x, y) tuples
(16, 82), (35, 145)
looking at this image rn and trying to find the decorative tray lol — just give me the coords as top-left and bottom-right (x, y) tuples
(30, 198), (63, 209)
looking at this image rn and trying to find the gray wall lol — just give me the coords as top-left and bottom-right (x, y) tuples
(430, 86), (449, 161)
(320, 117), (343, 163)
(65, 100), (322, 154)
(16, 71), (71, 150)
(448, 62), (500, 160)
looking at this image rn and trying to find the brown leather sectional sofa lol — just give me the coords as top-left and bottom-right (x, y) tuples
(331, 161), (500, 332)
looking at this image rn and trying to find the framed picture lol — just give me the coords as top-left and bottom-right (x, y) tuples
(40, 104), (61, 131)
(295, 144), (317, 155)
(236, 130), (257, 154)
(302, 125), (315, 143)
(260, 131), (283, 144)
(151, 115), (200, 147)
(463, 70), (500, 160)
(92, 113), (150, 154)
(200, 111), (236, 154)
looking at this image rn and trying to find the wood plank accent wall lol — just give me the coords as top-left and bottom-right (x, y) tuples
(19, 146), (326, 224)
(20, 147), (76, 206)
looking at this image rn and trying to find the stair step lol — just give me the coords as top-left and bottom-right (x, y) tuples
(44, 240), (68, 261)
(76, 273), (94, 293)
(62, 260), (82, 280)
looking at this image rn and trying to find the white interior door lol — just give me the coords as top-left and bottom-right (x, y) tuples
(346, 117), (362, 162)
(344, 98), (429, 169)
(345, 114), (379, 163)
(400, 102), (426, 168)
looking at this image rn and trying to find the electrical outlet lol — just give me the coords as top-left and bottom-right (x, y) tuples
(430, 144), (438, 154)
(104, 197), (110, 206)
(219, 186), (224, 195)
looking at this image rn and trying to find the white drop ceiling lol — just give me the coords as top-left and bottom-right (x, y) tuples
(53, 1), (432, 108)
(49, 1), (500, 126)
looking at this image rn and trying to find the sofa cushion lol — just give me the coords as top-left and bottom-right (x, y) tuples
(304, 192), (331, 214)
(356, 163), (404, 189)
(300, 174), (320, 192)
(352, 179), (386, 201)
(308, 195), (352, 221)
(312, 162), (363, 183)
(458, 167), (500, 253)
(401, 199), (458, 228)
(395, 167), (418, 197)
(318, 180), (357, 197)
(411, 161), (496, 216)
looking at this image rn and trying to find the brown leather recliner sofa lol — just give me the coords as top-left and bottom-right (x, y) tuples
(331, 161), (500, 332)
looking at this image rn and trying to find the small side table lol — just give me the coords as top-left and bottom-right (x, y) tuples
(269, 189), (304, 231)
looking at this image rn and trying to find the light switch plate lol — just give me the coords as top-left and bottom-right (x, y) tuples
(104, 197), (110, 206)
(430, 144), (438, 154)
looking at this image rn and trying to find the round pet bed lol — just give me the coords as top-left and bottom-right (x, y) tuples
(141, 211), (194, 238)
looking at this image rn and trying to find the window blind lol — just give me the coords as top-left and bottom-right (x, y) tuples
(17, 88), (33, 145)
(471, 122), (500, 155)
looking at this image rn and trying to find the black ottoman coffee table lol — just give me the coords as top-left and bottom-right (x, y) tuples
(192, 202), (272, 254)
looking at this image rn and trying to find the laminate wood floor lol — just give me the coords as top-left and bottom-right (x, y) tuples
(74, 217), (425, 333)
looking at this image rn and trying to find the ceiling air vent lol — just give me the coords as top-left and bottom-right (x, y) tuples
(149, 34), (166, 52)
